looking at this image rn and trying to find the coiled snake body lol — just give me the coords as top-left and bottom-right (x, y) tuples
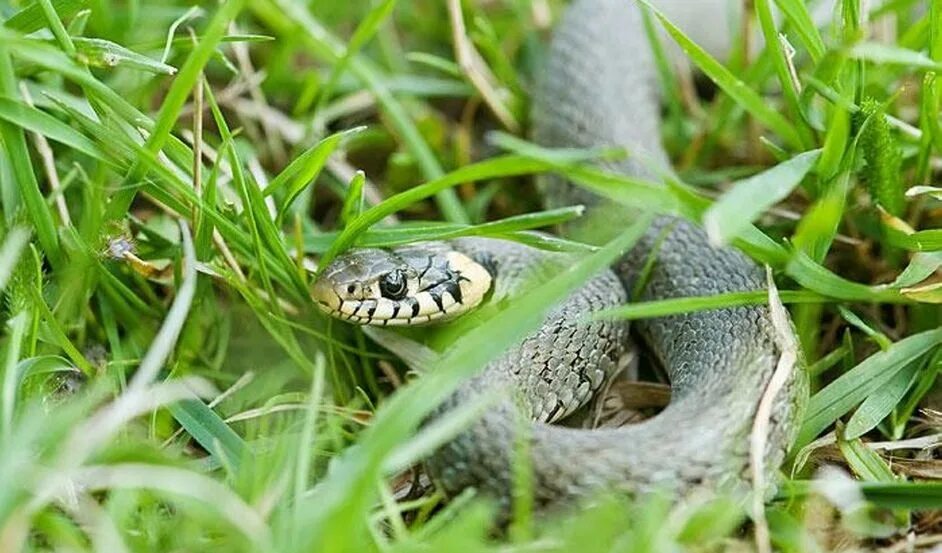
(314, 0), (806, 510)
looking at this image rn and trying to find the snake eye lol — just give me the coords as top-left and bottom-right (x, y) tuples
(379, 270), (407, 300)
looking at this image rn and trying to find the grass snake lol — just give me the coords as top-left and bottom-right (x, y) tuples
(313, 0), (807, 511)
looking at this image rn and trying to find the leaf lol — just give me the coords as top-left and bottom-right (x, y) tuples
(167, 399), (250, 473)
(848, 42), (942, 70)
(73, 37), (176, 74)
(838, 434), (897, 482)
(593, 289), (823, 321)
(786, 250), (902, 302)
(317, 155), (553, 271)
(3, 0), (87, 34)
(843, 360), (920, 439)
(796, 328), (942, 448)
(0, 97), (104, 160)
(642, 0), (803, 149)
(703, 150), (819, 245)
(0, 227), (30, 293)
(772, 0), (825, 61)
(263, 127), (364, 197)
(0, 47), (61, 266)
(340, 171), (366, 226)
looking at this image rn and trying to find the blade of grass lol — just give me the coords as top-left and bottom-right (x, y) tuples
(843, 359), (920, 439)
(0, 227), (30, 293)
(261, 0), (469, 223)
(0, 98), (103, 160)
(641, 0), (803, 149)
(167, 398), (249, 474)
(3, 0), (86, 35)
(128, 221), (197, 389)
(593, 289), (825, 321)
(773, 0), (825, 61)
(0, 45), (61, 266)
(317, 155), (553, 270)
(106, 0), (247, 220)
(795, 328), (942, 448)
(305, 207), (586, 253)
(703, 150), (819, 245)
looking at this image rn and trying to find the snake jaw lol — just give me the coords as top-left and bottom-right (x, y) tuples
(312, 246), (492, 326)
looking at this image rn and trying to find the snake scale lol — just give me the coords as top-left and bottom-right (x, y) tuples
(313, 0), (806, 511)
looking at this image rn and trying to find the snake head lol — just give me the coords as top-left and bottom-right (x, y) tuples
(312, 242), (492, 326)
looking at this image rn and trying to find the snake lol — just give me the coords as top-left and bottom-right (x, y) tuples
(312, 0), (807, 511)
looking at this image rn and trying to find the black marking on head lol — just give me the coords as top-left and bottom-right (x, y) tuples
(418, 255), (434, 280)
(355, 299), (375, 318)
(390, 303), (401, 320)
(430, 288), (444, 311)
(403, 296), (419, 317)
(443, 280), (462, 304)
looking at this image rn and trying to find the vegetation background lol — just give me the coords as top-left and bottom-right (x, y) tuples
(0, 0), (941, 551)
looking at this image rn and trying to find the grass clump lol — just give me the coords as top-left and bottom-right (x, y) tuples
(0, 0), (940, 551)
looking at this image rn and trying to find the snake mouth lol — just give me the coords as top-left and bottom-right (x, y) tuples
(313, 248), (493, 326)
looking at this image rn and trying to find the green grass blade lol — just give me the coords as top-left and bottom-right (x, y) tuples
(317, 155), (552, 270)
(643, 0), (803, 149)
(340, 170), (366, 226)
(785, 250), (903, 302)
(848, 42), (942, 70)
(167, 399), (250, 474)
(263, 0), (468, 224)
(0, 46), (61, 266)
(0, 227), (30, 293)
(305, 207), (586, 253)
(3, 0), (86, 34)
(796, 328), (942, 448)
(843, 359), (920, 439)
(106, 0), (247, 219)
(0, 97), (103, 160)
(837, 434), (897, 482)
(703, 150), (819, 245)
(593, 289), (824, 321)
(773, 0), (826, 61)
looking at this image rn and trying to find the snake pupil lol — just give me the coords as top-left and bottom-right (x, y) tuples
(379, 270), (407, 300)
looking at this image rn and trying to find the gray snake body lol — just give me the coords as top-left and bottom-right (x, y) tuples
(314, 0), (806, 511)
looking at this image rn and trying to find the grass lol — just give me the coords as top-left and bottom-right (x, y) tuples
(0, 0), (940, 551)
